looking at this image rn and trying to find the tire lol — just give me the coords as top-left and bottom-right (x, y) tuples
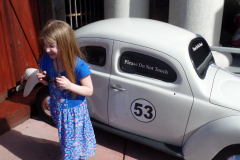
(36, 86), (55, 125)
(212, 144), (240, 160)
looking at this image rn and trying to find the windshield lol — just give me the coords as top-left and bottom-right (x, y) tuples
(189, 37), (215, 79)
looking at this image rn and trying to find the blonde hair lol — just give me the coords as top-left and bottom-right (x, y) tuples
(40, 19), (86, 98)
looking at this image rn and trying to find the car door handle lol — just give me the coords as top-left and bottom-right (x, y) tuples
(110, 84), (125, 91)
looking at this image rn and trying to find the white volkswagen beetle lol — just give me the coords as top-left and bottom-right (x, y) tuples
(21, 18), (240, 160)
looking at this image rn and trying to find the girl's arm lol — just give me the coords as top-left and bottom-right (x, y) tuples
(56, 75), (93, 96)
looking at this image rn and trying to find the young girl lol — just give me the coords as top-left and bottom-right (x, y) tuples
(36, 20), (96, 160)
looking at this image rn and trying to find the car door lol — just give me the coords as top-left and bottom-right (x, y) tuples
(108, 41), (194, 146)
(77, 38), (113, 124)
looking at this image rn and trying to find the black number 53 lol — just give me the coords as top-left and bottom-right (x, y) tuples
(134, 103), (153, 119)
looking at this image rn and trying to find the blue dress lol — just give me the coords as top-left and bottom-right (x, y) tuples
(39, 54), (96, 160)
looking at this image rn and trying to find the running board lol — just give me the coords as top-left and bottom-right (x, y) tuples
(91, 119), (184, 159)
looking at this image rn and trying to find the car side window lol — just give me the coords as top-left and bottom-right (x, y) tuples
(80, 46), (106, 66)
(120, 51), (177, 82)
(189, 37), (215, 79)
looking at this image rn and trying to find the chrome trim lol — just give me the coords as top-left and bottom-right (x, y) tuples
(210, 46), (240, 54)
(110, 84), (125, 91)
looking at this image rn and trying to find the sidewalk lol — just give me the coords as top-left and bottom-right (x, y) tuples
(0, 115), (181, 160)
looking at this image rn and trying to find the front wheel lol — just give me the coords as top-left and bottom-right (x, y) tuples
(212, 144), (240, 160)
(36, 86), (55, 125)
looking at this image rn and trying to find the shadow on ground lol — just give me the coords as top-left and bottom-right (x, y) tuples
(0, 130), (61, 160)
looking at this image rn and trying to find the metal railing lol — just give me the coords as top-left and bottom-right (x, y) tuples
(65, 0), (104, 30)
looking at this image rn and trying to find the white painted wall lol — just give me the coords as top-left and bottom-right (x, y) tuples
(104, 0), (149, 19)
(169, 0), (232, 68)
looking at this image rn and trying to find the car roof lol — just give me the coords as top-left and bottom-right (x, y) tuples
(75, 18), (197, 60)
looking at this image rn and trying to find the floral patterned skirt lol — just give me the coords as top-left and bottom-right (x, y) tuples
(50, 100), (96, 160)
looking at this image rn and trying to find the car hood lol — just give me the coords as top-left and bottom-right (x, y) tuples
(210, 67), (240, 111)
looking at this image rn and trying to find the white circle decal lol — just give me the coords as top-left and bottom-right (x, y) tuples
(130, 99), (156, 123)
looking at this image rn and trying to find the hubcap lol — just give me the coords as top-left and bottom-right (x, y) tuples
(42, 96), (51, 117)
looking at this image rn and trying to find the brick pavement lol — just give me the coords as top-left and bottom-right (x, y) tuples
(0, 115), (182, 160)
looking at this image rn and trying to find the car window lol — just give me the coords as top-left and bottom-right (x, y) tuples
(189, 37), (215, 79)
(120, 51), (177, 82)
(80, 46), (106, 66)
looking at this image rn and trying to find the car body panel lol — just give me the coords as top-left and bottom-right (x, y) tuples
(210, 67), (240, 111)
(183, 116), (240, 160)
(108, 40), (193, 146)
(77, 38), (114, 124)
(23, 68), (39, 97)
(182, 99), (240, 146)
(182, 65), (240, 145)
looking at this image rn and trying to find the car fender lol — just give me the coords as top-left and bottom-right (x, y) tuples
(23, 68), (39, 97)
(182, 116), (240, 160)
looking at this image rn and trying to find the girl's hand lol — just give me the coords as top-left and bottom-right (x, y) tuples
(37, 71), (48, 85)
(56, 76), (72, 90)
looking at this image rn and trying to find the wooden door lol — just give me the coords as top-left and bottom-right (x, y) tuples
(0, 0), (40, 102)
